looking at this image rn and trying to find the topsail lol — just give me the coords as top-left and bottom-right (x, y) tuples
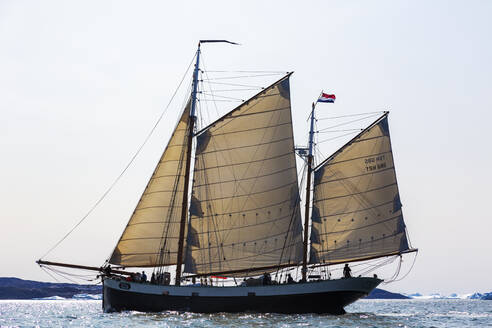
(310, 113), (411, 265)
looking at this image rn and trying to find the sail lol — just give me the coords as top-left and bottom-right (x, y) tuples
(310, 113), (411, 265)
(109, 102), (191, 267)
(184, 75), (304, 276)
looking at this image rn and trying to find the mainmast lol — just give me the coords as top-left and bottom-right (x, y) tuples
(302, 101), (317, 281)
(175, 40), (238, 286)
(175, 42), (201, 286)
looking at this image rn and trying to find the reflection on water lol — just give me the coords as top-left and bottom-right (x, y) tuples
(0, 299), (491, 328)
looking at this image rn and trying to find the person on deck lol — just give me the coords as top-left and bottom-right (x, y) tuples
(286, 274), (294, 284)
(104, 265), (112, 277)
(263, 272), (272, 285)
(141, 271), (147, 282)
(343, 264), (352, 278)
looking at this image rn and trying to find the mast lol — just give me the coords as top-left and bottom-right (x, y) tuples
(175, 40), (238, 286)
(302, 101), (317, 281)
(175, 42), (201, 286)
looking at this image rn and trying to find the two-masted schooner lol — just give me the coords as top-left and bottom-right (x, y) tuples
(37, 41), (417, 314)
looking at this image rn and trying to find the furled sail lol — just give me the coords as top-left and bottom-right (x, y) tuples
(184, 75), (304, 276)
(310, 113), (411, 265)
(109, 103), (191, 267)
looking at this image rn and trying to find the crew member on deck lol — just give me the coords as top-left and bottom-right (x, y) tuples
(343, 264), (352, 278)
(286, 274), (294, 284)
(263, 272), (272, 285)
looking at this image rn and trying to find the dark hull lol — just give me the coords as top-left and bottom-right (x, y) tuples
(103, 283), (368, 314)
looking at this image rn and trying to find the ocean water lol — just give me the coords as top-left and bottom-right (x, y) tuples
(0, 299), (490, 327)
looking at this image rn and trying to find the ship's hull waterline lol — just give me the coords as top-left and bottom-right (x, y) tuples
(103, 277), (381, 314)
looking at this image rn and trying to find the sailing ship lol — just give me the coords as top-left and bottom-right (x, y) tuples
(37, 40), (417, 314)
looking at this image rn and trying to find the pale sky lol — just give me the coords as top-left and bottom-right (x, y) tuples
(1, 0), (491, 295)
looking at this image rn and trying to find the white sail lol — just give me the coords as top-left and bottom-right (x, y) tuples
(310, 114), (411, 265)
(184, 75), (304, 276)
(109, 103), (190, 267)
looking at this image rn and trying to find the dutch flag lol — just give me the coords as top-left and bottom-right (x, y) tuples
(317, 93), (336, 103)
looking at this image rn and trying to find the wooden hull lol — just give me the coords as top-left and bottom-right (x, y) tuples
(103, 277), (381, 314)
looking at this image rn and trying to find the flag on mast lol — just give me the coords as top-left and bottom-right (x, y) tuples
(317, 93), (336, 103)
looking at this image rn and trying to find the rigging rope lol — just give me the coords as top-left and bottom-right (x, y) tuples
(199, 99), (241, 102)
(198, 56), (223, 133)
(203, 88), (262, 92)
(317, 131), (361, 145)
(313, 119), (326, 166)
(40, 53), (197, 260)
(205, 81), (265, 89)
(317, 111), (386, 121)
(41, 266), (61, 283)
(203, 70), (287, 74)
(383, 251), (418, 283)
(317, 128), (363, 134)
(316, 113), (381, 132)
(41, 266), (84, 284)
(200, 92), (245, 101)
(201, 73), (284, 81)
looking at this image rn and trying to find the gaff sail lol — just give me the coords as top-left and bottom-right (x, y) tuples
(184, 75), (304, 276)
(310, 113), (411, 265)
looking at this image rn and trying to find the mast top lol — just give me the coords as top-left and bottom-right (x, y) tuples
(199, 40), (239, 45)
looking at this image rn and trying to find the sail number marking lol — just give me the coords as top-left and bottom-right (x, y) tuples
(364, 155), (387, 172)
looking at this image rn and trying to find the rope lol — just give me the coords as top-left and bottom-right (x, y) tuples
(200, 56), (221, 116)
(202, 73), (284, 81)
(317, 113), (381, 132)
(41, 266), (61, 283)
(383, 251), (418, 283)
(317, 128), (363, 134)
(200, 92), (245, 101)
(205, 81), (265, 88)
(203, 70), (287, 74)
(40, 53), (197, 260)
(317, 111), (385, 120)
(41, 266), (84, 284)
(40, 264), (104, 284)
(317, 131), (360, 144)
(203, 88), (262, 92)
(199, 99), (241, 102)
(354, 256), (397, 276)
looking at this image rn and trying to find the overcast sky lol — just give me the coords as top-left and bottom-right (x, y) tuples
(1, 0), (491, 295)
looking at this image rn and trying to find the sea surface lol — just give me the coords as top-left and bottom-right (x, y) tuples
(0, 299), (490, 327)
